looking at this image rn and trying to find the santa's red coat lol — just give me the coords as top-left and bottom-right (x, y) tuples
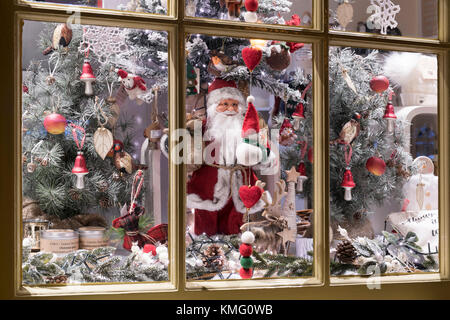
(187, 164), (264, 235)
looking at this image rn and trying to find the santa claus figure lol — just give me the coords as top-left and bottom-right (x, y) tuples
(187, 78), (276, 236)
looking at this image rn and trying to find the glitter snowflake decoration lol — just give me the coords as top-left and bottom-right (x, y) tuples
(367, 0), (401, 35)
(79, 26), (129, 64)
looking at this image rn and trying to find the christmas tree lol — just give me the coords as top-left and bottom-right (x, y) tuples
(22, 22), (168, 219)
(328, 47), (411, 229)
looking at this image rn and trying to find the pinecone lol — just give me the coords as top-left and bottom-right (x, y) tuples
(99, 197), (110, 208)
(69, 189), (81, 201)
(202, 244), (225, 271)
(336, 240), (357, 264)
(45, 275), (68, 284)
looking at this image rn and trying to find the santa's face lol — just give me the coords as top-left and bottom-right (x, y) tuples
(215, 98), (240, 115)
(204, 98), (244, 166)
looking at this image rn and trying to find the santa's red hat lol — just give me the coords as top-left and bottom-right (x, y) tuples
(241, 96), (260, 138)
(236, 96), (268, 166)
(207, 78), (245, 113)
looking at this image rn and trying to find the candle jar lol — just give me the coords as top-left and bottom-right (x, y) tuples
(23, 219), (49, 252)
(78, 227), (108, 250)
(40, 229), (79, 254)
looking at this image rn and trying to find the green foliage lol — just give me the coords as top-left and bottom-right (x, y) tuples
(252, 252), (313, 278)
(22, 245), (168, 284)
(331, 231), (438, 276)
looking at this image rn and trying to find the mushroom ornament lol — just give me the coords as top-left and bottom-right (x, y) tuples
(80, 59), (96, 96)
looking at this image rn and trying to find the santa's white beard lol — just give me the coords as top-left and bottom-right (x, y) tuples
(204, 107), (244, 166)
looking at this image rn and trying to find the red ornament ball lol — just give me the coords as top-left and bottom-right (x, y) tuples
(370, 75), (389, 93)
(245, 0), (258, 12)
(44, 113), (67, 135)
(366, 156), (386, 176)
(239, 243), (253, 257)
(239, 267), (253, 279)
(143, 244), (157, 256)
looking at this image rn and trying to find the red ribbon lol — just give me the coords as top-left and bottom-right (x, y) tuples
(301, 82), (312, 100)
(70, 123), (86, 150)
(344, 143), (352, 167)
(297, 140), (308, 160)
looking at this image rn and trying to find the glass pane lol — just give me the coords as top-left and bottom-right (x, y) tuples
(329, 0), (438, 39)
(184, 34), (314, 281)
(328, 46), (439, 276)
(185, 0), (313, 28)
(23, 0), (168, 15)
(21, 20), (170, 285)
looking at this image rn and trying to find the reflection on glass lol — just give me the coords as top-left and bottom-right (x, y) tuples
(25, 0), (168, 15)
(21, 21), (169, 285)
(184, 34), (314, 281)
(328, 46), (439, 276)
(185, 0), (313, 27)
(329, 0), (438, 39)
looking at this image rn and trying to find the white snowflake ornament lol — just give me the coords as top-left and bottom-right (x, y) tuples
(367, 0), (401, 35)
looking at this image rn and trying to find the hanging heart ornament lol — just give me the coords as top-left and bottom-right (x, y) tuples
(239, 185), (263, 209)
(242, 46), (262, 72)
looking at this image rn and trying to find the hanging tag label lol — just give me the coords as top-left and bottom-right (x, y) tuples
(150, 130), (162, 139)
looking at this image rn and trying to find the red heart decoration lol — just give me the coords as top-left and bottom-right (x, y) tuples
(242, 47), (262, 72)
(239, 185), (263, 209)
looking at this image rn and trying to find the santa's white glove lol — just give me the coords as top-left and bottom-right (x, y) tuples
(236, 141), (263, 166)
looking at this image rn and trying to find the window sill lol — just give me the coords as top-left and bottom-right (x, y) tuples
(331, 272), (445, 287)
(186, 277), (322, 291)
(17, 281), (176, 298)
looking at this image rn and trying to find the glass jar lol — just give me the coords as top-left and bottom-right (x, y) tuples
(40, 229), (79, 254)
(23, 218), (49, 252)
(78, 226), (108, 250)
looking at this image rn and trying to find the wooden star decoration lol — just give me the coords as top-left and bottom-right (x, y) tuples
(277, 228), (297, 243)
(285, 166), (300, 183)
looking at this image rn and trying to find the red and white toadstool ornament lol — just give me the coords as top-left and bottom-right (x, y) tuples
(383, 91), (397, 134)
(296, 161), (308, 192)
(80, 59), (96, 96)
(72, 151), (89, 189)
(116, 68), (147, 105)
(243, 0), (258, 22)
(341, 168), (356, 201)
(292, 102), (305, 130)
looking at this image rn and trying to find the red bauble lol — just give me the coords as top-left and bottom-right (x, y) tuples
(370, 75), (389, 93)
(143, 244), (157, 256)
(239, 243), (253, 257)
(239, 267), (253, 279)
(366, 156), (386, 176)
(44, 113), (67, 134)
(245, 0), (258, 12)
(239, 185), (263, 209)
(242, 47), (262, 72)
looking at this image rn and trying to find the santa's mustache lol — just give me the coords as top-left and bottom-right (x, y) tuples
(221, 110), (238, 116)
